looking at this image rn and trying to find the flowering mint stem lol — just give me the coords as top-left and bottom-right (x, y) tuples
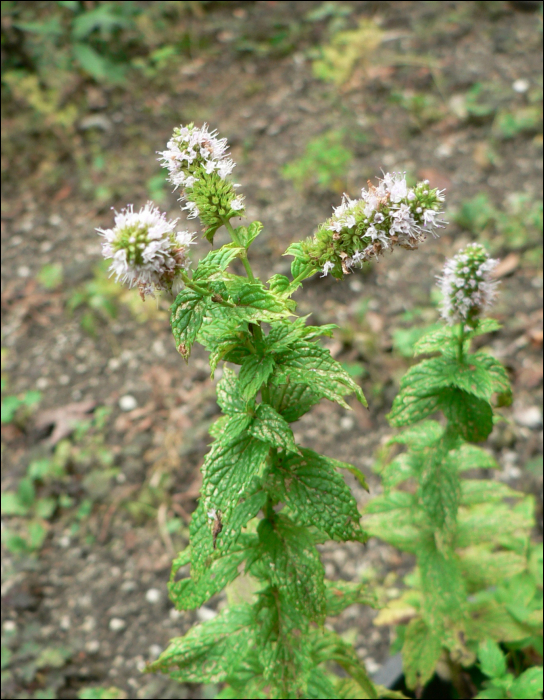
(223, 218), (256, 282)
(287, 264), (317, 292)
(179, 270), (235, 307)
(457, 324), (466, 364)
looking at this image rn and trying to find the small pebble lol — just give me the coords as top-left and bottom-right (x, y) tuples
(109, 618), (126, 632)
(148, 644), (162, 660)
(146, 588), (162, 604)
(59, 615), (71, 630)
(36, 377), (49, 390)
(512, 78), (529, 93)
(364, 657), (380, 674)
(85, 640), (100, 654)
(513, 406), (542, 429)
(196, 606), (217, 622)
(18, 266), (31, 278)
(59, 535), (71, 548)
(119, 395), (137, 411)
(340, 416), (354, 431)
(3, 621), (17, 633)
(59, 374), (70, 385)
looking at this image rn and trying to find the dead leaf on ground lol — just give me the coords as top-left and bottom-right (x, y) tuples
(492, 252), (519, 278)
(34, 399), (96, 445)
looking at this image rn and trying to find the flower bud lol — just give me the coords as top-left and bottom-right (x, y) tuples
(97, 203), (195, 298)
(159, 123), (244, 240)
(437, 243), (499, 327)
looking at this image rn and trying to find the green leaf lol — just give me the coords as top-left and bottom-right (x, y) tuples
(414, 326), (457, 356)
(268, 274), (291, 296)
(253, 517), (326, 624)
(311, 628), (378, 699)
(249, 403), (299, 453)
(419, 437), (460, 529)
(456, 498), (534, 552)
(195, 246), (244, 276)
(216, 368), (247, 415)
(402, 619), (442, 690)
(227, 281), (290, 322)
(208, 413), (253, 441)
(478, 638), (507, 679)
(171, 289), (208, 361)
(468, 318), (502, 338)
(509, 667), (543, 699)
(269, 448), (366, 542)
(387, 358), (450, 427)
(449, 353), (510, 403)
(169, 547), (247, 610)
(147, 604), (255, 683)
(269, 378), (321, 422)
(459, 546), (527, 590)
(325, 580), (377, 616)
(441, 388), (494, 442)
(1, 491), (30, 516)
(72, 43), (125, 83)
(466, 598), (535, 643)
(475, 685), (508, 699)
(266, 316), (310, 351)
(238, 355), (275, 399)
(284, 242), (315, 283)
(390, 421), (445, 449)
(307, 667), (337, 699)
(448, 443), (499, 471)
(461, 480), (523, 506)
(364, 492), (425, 553)
(273, 340), (367, 409)
(236, 221), (263, 248)
(380, 452), (419, 489)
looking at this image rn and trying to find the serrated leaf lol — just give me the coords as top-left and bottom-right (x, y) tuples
(238, 355), (275, 399)
(466, 598), (535, 643)
(441, 388), (494, 442)
(402, 619), (442, 690)
(364, 492), (426, 553)
(269, 378), (321, 422)
(285, 242), (315, 283)
(238, 221), (263, 248)
(459, 546), (527, 590)
(456, 499), (534, 552)
(419, 437), (460, 529)
(209, 413), (253, 441)
(390, 421), (445, 449)
(387, 358), (451, 427)
(196, 246), (245, 274)
(268, 274), (291, 296)
(311, 628), (378, 699)
(461, 480), (524, 505)
(468, 318), (502, 338)
(147, 604), (255, 683)
(169, 547), (247, 610)
(325, 580), (377, 616)
(253, 517), (326, 624)
(380, 452), (419, 489)
(475, 685), (508, 699)
(266, 316), (310, 351)
(509, 667), (544, 699)
(418, 538), (467, 632)
(171, 289), (208, 361)
(414, 326), (457, 356)
(307, 667), (337, 699)
(269, 448), (366, 542)
(273, 340), (367, 409)
(227, 281), (290, 322)
(249, 403), (299, 453)
(478, 638), (507, 679)
(448, 443), (498, 471)
(449, 353), (510, 403)
(216, 368), (247, 415)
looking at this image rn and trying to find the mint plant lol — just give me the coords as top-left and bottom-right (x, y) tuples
(475, 638), (543, 699)
(365, 244), (543, 695)
(98, 122), (445, 698)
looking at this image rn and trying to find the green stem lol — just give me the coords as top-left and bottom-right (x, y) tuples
(180, 271), (235, 307)
(457, 323), (466, 364)
(286, 264), (316, 294)
(223, 218), (256, 282)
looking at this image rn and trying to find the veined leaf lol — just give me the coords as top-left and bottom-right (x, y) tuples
(216, 368), (247, 415)
(269, 448), (366, 542)
(364, 492), (426, 553)
(238, 355), (275, 399)
(147, 604), (255, 683)
(456, 498), (534, 552)
(402, 619), (442, 690)
(459, 546), (526, 591)
(266, 316), (310, 350)
(269, 378), (321, 422)
(249, 403), (299, 454)
(196, 246), (245, 273)
(307, 667), (337, 699)
(273, 340), (367, 409)
(448, 443), (498, 471)
(389, 421), (445, 449)
(447, 353), (510, 403)
(169, 547), (248, 610)
(460, 480), (524, 505)
(311, 628), (378, 699)
(208, 413), (253, 441)
(441, 388), (494, 442)
(227, 280), (290, 322)
(268, 274), (291, 296)
(253, 517), (326, 624)
(509, 667), (544, 699)
(468, 318), (502, 339)
(325, 580), (377, 616)
(171, 289), (208, 361)
(466, 598), (535, 643)
(236, 221), (263, 248)
(419, 436), (460, 529)
(414, 326), (457, 357)
(380, 452), (419, 490)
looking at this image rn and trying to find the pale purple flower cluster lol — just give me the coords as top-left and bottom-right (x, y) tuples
(321, 173), (446, 276)
(98, 203), (195, 298)
(158, 123), (244, 219)
(437, 243), (499, 326)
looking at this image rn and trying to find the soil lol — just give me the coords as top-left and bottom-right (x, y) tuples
(1, 1), (542, 698)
